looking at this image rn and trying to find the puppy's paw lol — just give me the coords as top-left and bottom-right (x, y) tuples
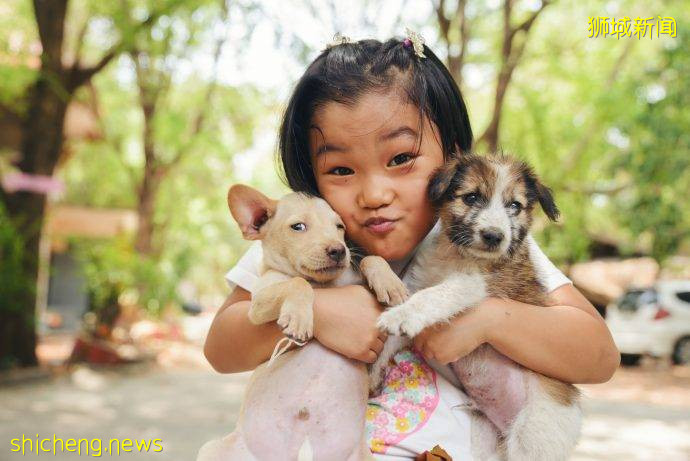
(377, 302), (429, 337)
(377, 307), (406, 335)
(362, 260), (409, 306)
(277, 301), (313, 342)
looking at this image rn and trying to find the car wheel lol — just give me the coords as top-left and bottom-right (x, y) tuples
(672, 337), (690, 365)
(620, 353), (641, 366)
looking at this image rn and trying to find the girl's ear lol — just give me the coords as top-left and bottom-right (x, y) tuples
(521, 167), (560, 222)
(227, 184), (277, 240)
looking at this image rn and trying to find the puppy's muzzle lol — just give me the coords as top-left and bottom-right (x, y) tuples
(480, 227), (504, 249)
(326, 245), (346, 263)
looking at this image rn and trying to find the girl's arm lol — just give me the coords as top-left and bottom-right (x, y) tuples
(413, 283), (620, 384)
(204, 284), (386, 373)
(483, 284), (620, 383)
(204, 286), (287, 373)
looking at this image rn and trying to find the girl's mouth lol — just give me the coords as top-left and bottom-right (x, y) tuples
(363, 217), (400, 235)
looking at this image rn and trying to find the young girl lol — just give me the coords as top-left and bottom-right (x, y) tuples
(204, 33), (619, 459)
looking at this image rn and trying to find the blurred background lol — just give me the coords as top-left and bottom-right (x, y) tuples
(1, 0), (688, 459)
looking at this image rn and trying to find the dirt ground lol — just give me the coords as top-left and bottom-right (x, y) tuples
(575, 361), (690, 460)
(1, 346), (689, 460)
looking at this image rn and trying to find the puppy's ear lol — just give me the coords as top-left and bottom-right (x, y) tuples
(227, 184), (277, 240)
(536, 182), (559, 222)
(521, 167), (560, 222)
(428, 158), (461, 207)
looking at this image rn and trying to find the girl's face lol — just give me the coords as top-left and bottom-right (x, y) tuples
(309, 90), (445, 261)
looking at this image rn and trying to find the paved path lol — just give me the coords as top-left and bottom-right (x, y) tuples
(1, 364), (248, 460)
(574, 398), (690, 460)
(2, 363), (689, 460)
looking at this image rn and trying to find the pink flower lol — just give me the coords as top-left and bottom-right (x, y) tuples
(375, 412), (389, 425)
(398, 361), (413, 374)
(422, 396), (436, 409)
(399, 400), (413, 411)
(373, 427), (389, 439)
(392, 404), (407, 418)
(387, 368), (403, 382)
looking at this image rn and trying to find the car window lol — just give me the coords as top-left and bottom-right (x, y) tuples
(619, 290), (643, 311)
(638, 290), (658, 305)
(619, 289), (657, 312)
(676, 291), (690, 304)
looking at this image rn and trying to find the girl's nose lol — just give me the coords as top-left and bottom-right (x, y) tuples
(357, 175), (395, 209)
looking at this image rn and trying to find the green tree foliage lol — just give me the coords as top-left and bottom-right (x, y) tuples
(0, 0), (199, 366)
(59, 0), (274, 313)
(73, 237), (180, 318)
(1, 1), (689, 369)
(609, 21), (690, 260)
(488, 0), (690, 263)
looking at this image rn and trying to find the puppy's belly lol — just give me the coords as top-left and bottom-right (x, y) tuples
(451, 344), (528, 432)
(242, 341), (369, 460)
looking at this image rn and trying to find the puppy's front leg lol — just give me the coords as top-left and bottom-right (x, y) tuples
(250, 277), (315, 342)
(360, 255), (409, 306)
(377, 273), (487, 337)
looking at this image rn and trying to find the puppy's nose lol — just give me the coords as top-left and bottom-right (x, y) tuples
(480, 228), (504, 247)
(327, 245), (346, 262)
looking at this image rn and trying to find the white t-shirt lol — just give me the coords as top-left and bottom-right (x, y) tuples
(224, 223), (572, 460)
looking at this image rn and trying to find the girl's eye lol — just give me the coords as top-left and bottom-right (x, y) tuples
(462, 193), (479, 206)
(290, 223), (307, 231)
(327, 167), (354, 176)
(509, 201), (522, 212)
(388, 153), (416, 167)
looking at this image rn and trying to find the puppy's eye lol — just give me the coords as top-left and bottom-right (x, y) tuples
(509, 201), (522, 212)
(290, 223), (307, 231)
(462, 193), (479, 206)
(336, 223), (345, 230)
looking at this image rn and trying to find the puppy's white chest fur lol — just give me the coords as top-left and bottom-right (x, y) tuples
(376, 237), (488, 339)
(410, 236), (485, 291)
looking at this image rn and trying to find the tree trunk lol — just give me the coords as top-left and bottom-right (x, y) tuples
(1, 0), (71, 368)
(475, 0), (552, 152)
(133, 86), (161, 256)
(0, 75), (70, 369)
(1, 0), (169, 368)
(435, 0), (469, 87)
(482, 60), (516, 152)
(134, 165), (162, 255)
(0, 190), (42, 368)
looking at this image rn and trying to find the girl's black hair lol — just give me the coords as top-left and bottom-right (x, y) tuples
(278, 37), (473, 195)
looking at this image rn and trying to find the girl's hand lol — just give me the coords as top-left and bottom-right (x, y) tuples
(413, 298), (498, 364)
(313, 284), (388, 364)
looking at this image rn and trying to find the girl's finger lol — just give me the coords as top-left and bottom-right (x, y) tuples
(372, 338), (385, 354)
(378, 330), (388, 342)
(364, 350), (377, 364)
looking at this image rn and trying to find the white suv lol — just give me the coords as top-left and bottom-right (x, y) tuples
(606, 280), (690, 365)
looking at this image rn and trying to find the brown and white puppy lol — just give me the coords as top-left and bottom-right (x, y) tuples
(197, 184), (407, 461)
(376, 153), (582, 461)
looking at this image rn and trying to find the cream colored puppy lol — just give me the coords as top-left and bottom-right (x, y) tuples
(197, 184), (407, 461)
(227, 184), (407, 342)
